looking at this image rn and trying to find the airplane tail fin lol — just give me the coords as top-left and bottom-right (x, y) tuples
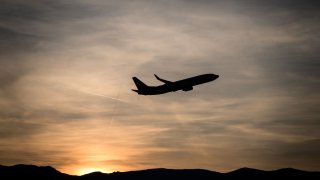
(132, 77), (148, 92)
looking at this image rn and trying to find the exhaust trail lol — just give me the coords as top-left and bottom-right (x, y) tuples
(55, 84), (129, 104)
(76, 89), (128, 103)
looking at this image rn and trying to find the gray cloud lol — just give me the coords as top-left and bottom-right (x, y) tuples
(0, 0), (319, 174)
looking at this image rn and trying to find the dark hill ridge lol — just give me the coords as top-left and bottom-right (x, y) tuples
(0, 164), (319, 180)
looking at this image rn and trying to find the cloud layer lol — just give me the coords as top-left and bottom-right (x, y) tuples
(0, 0), (319, 174)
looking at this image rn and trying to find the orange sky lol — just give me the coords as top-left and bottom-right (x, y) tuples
(0, 0), (319, 175)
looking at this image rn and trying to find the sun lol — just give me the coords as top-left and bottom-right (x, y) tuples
(77, 167), (111, 175)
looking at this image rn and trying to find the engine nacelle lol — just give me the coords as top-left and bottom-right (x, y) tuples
(182, 86), (193, 91)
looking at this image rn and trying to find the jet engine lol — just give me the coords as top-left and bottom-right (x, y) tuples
(182, 86), (193, 91)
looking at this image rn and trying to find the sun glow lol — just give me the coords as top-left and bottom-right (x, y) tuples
(77, 167), (111, 175)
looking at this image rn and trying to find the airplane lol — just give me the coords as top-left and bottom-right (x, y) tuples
(132, 73), (219, 95)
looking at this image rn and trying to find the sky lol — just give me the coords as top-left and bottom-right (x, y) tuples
(0, 0), (320, 175)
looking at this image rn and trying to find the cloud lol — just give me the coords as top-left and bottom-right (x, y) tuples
(0, 0), (319, 174)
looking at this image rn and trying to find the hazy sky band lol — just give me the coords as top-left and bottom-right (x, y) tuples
(0, 0), (319, 175)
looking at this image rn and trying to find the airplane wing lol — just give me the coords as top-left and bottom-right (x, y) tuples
(154, 74), (172, 84)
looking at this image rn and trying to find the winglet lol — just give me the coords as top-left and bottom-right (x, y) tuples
(154, 74), (172, 84)
(154, 74), (160, 80)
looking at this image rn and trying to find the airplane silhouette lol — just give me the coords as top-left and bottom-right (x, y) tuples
(132, 73), (219, 95)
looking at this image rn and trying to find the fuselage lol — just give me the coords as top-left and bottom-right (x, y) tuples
(137, 74), (219, 95)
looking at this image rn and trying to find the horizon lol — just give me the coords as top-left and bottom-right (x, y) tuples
(1, 0), (319, 176)
(1, 164), (318, 176)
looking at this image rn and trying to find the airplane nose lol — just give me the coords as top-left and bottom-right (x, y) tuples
(211, 74), (219, 80)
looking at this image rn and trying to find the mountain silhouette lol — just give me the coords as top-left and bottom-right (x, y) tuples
(0, 164), (319, 180)
(0, 164), (74, 180)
